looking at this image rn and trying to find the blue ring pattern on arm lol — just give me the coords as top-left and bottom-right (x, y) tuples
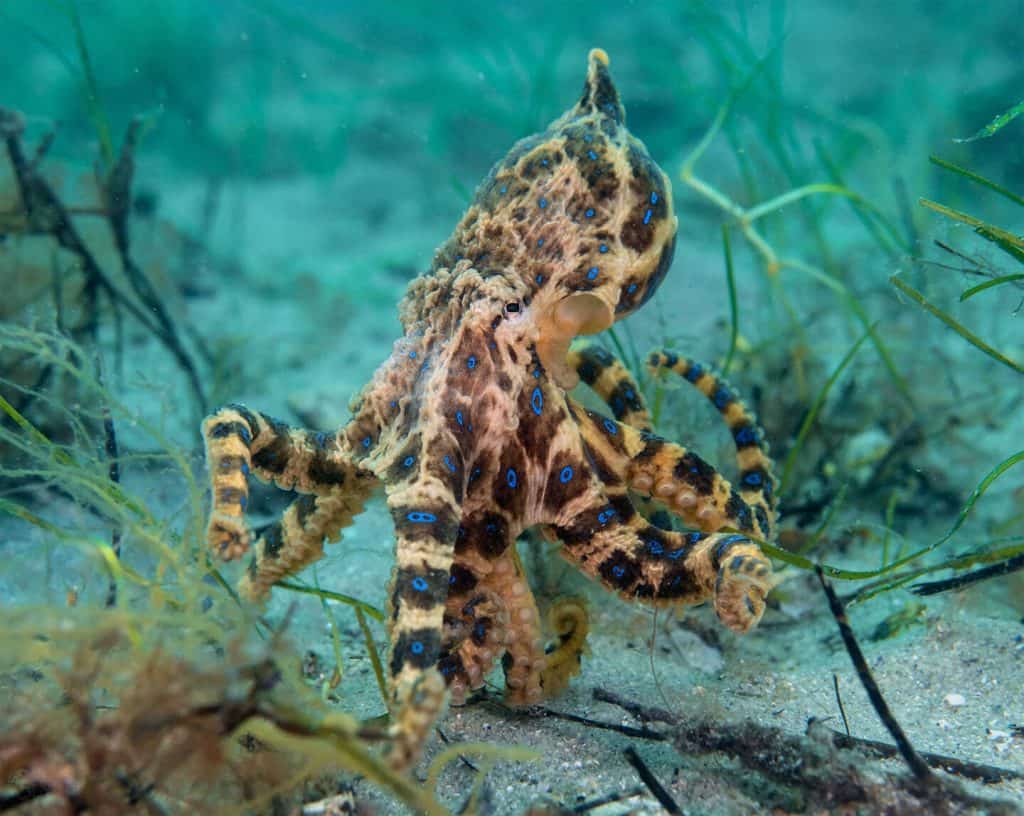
(559, 465), (574, 483)
(531, 387), (544, 415)
(506, 468), (518, 488)
(407, 511), (437, 523)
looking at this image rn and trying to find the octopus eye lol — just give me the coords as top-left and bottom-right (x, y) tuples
(504, 301), (520, 314)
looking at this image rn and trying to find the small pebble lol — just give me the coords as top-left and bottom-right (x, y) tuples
(944, 692), (966, 707)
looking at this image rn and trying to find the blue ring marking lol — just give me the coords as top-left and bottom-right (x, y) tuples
(643, 208), (653, 225)
(624, 388), (635, 401)
(597, 508), (616, 525)
(531, 387), (544, 415)
(537, 238), (545, 247)
(239, 495), (248, 511)
(444, 455), (457, 473)
(440, 662), (455, 675)
(467, 355), (477, 370)
(241, 462), (250, 477)
(611, 564), (626, 578)
(410, 640), (424, 655)
(559, 465), (574, 483)
(585, 207), (595, 218)
(411, 576), (428, 592)
(715, 535), (749, 560)
(449, 574), (457, 585)
(667, 547), (686, 560)
(362, 436), (372, 449)
(389, 400), (398, 409)
(713, 387), (732, 409)
(456, 411), (464, 427)
(684, 362), (703, 382)
(500, 185), (507, 194)
(599, 243), (608, 253)
(541, 158), (549, 166)
(470, 466), (481, 481)
(687, 532), (705, 545)
(408, 350), (417, 359)
(650, 191), (659, 204)
(734, 427), (756, 446)
(602, 418), (618, 435)
(627, 283), (638, 294)
(407, 511), (437, 523)
(536, 274), (545, 285)
(506, 468), (518, 489)
(587, 149), (598, 160)
(539, 197), (548, 209)
(403, 455), (415, 468)
(587, 266), (599, 280)
(473, 621), (487, 639)
(238, 427), (252, 444)
(742, 471), (763, 487)
(646, 539), (664, 556)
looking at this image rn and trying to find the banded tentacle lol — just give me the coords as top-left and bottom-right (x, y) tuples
(202, 404), (370, 560)
(647, 351), (777, 532)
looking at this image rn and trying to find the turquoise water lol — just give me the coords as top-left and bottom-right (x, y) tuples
(1, 3), (1021, 813)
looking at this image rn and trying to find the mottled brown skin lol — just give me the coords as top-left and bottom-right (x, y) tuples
(201, 50), (777, 769)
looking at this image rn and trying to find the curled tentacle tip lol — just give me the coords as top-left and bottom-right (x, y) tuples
(589, 47), (610, 66)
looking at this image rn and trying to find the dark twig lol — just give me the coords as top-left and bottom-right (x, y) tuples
(591, 687), (674, 726)
(622, 746), (681, 815)
(572, 786), (645, 813)
(816, 567), (934, 783)
(103, 118), (207, 414)
(0, 782), (49, 811)
(1, 108), (208, 419)
(97, 354), (121, 608)
(535, 705), (666, 742)
(827, 729), (1024, 784)
(912, 553), (1024, 596)
(435, 727), (480, 773)
(594, 685), (1023, 791)
(832, 673), (851, 737)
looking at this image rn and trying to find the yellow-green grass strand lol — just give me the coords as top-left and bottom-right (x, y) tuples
(66, 0), (114, 169)
(779, 326), (873, 497)
(845, 449), (1024, 600)
(890, 276), (1024, 375)
(240, 716), (450, 816)
(720, 224), (739, 376)
(852, 537), (1024, 601)
(427, 743), (540, 793)
(954, 99), (1024, 143)
(0, 393), (77, 468)
(960, 274), (1024, 302)
(313, 566), (345, 691)
(919, 198), (1024, 263)
(275, 580), (384, 621)
(929, 156), (1024, 208)
(355, 606), (390, 709)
